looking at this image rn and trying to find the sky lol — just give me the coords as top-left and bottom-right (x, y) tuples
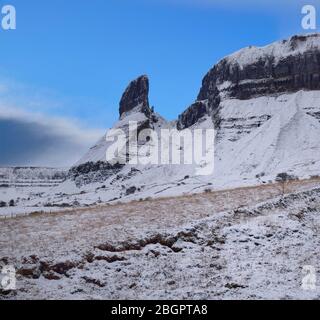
(0, 0), (316, 166)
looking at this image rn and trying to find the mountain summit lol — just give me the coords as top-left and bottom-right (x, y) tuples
(179, 33), (320, 130)
(119, 75), (152, 119)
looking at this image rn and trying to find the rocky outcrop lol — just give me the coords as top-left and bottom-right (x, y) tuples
(177, 101), (208, 130)
(119, 75), (152, 118)
(199, 51), (320, 101)
(68, 161), (124, 187)
(178, 34), (320, 129)
(69, 76), (161, 184)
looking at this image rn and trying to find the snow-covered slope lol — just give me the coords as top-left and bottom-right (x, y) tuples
(0, 167), (68, 217)
(0, 167), (66, 187)
(215, 91), (320, 180)
(76, 108), (167, 166)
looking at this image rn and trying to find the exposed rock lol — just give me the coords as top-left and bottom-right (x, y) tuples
(178, 34), (320, 129)
(82, 276), (106, 288)
(68, 161), (124, 187)
(126, 186), (137, 196)
(94, 255), (127, 263)
(177, 101), (208, 130)
(43, 272), (62, 281)
(225, 283), (248, 290)
(51, 261), (76, 275)
(129, 283), (137, 289)
(94, 232), (198, 254)
(119, 75), (151, 118)
(199, 35), (320, 100)
(17, 267), (41, 279)
(0, 201), (7, 207)
(0, 289), (15, 297)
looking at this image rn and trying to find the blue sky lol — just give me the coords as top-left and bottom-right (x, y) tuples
(0, 0), (316, 166)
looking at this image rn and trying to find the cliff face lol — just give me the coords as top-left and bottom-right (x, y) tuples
(200, 35), (320, 100)
(177, 101), (208, 130)
(178, 34), (320, 130)
(119, 75), (152, 118)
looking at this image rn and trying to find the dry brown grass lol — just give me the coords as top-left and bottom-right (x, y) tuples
(9, 176), (320, 221)
(1, 176), (320, 262)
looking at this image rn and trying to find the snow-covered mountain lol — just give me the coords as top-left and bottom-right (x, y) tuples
(55, 34), (320, 203)
(6, 33), (320, 209)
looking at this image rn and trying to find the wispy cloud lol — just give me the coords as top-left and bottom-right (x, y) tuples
(0, 78), (105, 167)
(0, 77), (72, 114)
(0, 105), (104, 167)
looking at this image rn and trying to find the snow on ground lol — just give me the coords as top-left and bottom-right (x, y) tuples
(0, 185), (75, 218)
(1, 180), (320, 300)
(0, 206), (74, 219)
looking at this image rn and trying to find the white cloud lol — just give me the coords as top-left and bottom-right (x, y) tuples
(0, 102), (104, 168)
(0, 104), (103, 144)
(0, 75), (108, 167)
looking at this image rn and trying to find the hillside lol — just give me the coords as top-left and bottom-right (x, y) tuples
(1, 179), (320, 299)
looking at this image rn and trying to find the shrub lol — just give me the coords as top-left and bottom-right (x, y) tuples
(275, 173), (297, 196)
(126, 186), (137, 196)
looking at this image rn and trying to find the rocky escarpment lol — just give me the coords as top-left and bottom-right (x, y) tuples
(177, 34), (320, 130)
